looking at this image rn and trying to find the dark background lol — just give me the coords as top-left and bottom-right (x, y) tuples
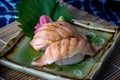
(0, 0), (120, 28)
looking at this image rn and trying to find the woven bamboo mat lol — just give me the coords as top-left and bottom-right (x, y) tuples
(0, 4), (120, 80)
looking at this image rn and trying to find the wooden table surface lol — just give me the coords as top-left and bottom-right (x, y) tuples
(0, 4), (120, 80)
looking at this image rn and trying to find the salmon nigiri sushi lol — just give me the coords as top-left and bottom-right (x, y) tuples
(30, 21), (101, 67)
(31, 33), (101, 66)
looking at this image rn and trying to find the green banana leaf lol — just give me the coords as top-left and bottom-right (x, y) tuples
(16, 0), (72, 38)
(1, 21), (119, 80)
